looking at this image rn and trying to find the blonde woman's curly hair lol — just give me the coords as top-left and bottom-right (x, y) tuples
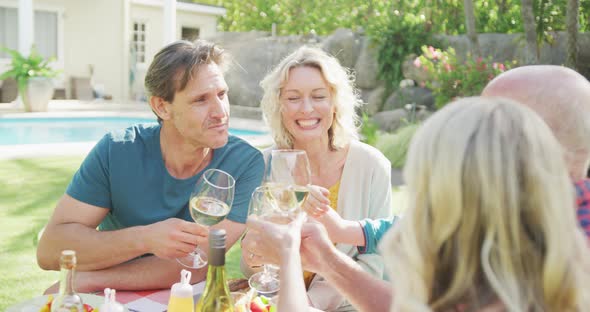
(260, 46), (363, 150)
(383, 97), (590, 311)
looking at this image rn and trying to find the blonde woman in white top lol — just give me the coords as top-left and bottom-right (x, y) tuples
(241, 46), (392, 311)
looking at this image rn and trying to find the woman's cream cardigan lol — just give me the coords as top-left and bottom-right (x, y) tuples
(307, 140), (393, 311)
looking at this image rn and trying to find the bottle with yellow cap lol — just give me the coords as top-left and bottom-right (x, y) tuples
(168, 269), (194, 312)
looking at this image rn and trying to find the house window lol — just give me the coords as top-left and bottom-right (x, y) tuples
(0, 7), (58, 59)
(131, 21), (146, 64)
(34, 10), (58, 59)
(181, 26), (199, 42)
(0, 7), (17, 58)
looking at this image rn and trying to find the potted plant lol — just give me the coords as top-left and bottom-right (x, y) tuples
(0, 47), (59, 112)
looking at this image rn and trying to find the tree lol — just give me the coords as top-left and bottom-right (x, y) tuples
(521, 0), (539, 64)
(566, 0), (580, 69)
(463, 0), (481, 57)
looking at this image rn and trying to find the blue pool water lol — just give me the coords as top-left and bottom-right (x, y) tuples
(0, 117), (266, 145)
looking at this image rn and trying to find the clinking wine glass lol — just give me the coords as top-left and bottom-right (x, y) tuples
(177, 168), (235, 269)
(248, 150), (311, 295)
(266, 149), (312, 212)
(247, 185), (300, 295)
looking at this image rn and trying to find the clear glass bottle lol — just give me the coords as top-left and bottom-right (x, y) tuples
(195, 229), (234, 312)
(51, 250), (84, 312)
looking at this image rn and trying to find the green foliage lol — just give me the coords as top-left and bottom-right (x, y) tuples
(473, 0), (523, 33)
(0, 47), (59, 94)
(195, 0), (589, 110)
(391, 0), (590, 51)
(415, 45), (514, 108)
(360, 112), (380, 146)
(199, 0), (393, 35)
(199, 0), (573, 36)
(392, 0), (588, 35)
(375, 123), (420, 169)
(196, 0), (590, 37)
(534, 0), (566, 45)
(366, 12), (436, 93)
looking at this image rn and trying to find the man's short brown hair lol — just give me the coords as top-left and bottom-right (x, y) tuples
(144, 39), (226, 107)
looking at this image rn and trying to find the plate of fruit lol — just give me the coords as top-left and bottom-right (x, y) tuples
(232, 291), (277, 312)
(248, 295), (277, 312)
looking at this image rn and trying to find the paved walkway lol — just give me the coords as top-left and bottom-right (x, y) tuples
(0, 100), (271, 159)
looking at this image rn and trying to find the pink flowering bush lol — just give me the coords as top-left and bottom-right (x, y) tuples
(414, 46), (514, 108)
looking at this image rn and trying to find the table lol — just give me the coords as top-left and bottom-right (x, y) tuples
(5, 281), (205, 312)
(7, 278), (250, 311)
(116, 281), (205, 312)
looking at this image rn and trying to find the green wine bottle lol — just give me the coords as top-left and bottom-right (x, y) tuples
(195, 229), (234, 312)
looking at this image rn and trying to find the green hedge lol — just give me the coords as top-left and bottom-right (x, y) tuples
(375, 123), (420, 169)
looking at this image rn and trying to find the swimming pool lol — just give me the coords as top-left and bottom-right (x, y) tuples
(0, 116), (267, 145)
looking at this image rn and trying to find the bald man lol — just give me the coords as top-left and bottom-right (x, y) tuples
(482, 65), (590, 238)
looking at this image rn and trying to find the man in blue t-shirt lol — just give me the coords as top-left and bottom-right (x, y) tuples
(37, 40), (265, 292)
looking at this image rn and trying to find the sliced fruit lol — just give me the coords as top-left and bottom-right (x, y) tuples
(250, 296), (269, 312)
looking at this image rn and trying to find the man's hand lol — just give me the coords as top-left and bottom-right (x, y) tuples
(143, 218), (208, 259)
(241, 213), (305, 267)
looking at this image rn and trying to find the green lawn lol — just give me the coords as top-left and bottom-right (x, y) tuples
(0, 156), (244, 311)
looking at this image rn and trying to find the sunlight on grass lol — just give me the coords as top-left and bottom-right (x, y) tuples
(0, 157), (83, 311)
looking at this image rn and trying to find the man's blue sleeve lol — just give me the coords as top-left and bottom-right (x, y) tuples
(357, 217), (397, 254)
(226, 151), (265, 224)
(66, 134), (112, 209)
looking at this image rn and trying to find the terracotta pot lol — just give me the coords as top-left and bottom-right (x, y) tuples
(22, 77), (54, 112)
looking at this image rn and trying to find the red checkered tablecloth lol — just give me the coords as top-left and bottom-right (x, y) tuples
(113, 281), (205, 312)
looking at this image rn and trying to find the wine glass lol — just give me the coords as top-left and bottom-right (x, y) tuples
(266, 149), (312, 213)
(247, 185), (291, 295)
(247, 150), (311, 294)
(177, 168), (235, 269)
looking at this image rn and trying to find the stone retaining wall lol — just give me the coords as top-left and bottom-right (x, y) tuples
(205, 30), (590, 123)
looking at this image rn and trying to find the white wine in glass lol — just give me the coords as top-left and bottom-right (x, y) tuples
(177, 168), (235, 269)
(247, 185), (293, 295)
(266, 149), (312, 214)
(291, 185), (310, 208)
(190, 196), (231, 226)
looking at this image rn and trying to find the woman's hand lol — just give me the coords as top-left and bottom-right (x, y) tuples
(302, 185), (331, 217)
(303, 184), (349, 244)
(241, 213), (306, 267)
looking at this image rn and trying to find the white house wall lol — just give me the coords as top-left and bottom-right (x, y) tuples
(1, 0), (222, 102)
(61, 0), (126, 101)
(130, 4), (162, 68)
(131, 3), (220, 67)
(0, 0), (65, 88)
(129, 3), (221, 101)
(176, 10), (217, 42)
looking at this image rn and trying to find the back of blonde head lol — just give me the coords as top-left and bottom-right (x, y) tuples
(383, 97), (590, 311)
(259, 46), (362, 149)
